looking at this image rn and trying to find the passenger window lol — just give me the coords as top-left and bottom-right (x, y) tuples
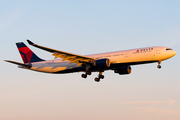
(113, 54), (120, 56)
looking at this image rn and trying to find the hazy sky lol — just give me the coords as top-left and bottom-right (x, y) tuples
(1, 1), (180, 120)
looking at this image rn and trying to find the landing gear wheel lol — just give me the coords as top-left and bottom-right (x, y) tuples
(157, 65), (161, 69)
(81, 74), (87, 78)
(99, 75), (104, 79)
(95, 77), (100, 82)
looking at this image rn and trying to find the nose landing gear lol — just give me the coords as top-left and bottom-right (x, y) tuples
(157, 65), (161, 69)
(157, 61), (161, 69)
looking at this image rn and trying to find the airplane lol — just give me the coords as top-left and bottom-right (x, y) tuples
(5, 40), (177, 82)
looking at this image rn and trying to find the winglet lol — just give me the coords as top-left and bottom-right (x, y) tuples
(27, 39), (35, 45)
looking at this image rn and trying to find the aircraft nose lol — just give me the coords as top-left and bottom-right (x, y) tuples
(172, 50), (177, 56)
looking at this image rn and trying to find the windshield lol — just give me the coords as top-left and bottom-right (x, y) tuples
(166, 48), (172, 50)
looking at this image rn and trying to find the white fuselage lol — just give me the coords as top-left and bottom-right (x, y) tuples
(28, 46), (176, 73)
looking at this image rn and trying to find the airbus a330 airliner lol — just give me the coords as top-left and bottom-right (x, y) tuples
(5, 40), (176, 82)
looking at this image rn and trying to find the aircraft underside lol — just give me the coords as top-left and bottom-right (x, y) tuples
(53, 60), (158, 74)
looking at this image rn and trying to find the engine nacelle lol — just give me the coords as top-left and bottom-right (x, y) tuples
(94, 58), (111, 68)
(114, 66), (131, 75)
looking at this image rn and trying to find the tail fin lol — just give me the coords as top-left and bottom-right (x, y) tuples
(16, 42), (44, 63)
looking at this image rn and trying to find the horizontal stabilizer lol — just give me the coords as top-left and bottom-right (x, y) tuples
(5, 60), (32, 68)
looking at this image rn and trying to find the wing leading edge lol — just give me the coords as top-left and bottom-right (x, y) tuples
(27, 40), (95, 66)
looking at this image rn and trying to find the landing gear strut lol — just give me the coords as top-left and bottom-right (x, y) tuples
(157, 61), (161, 69)
(94, 71), (104, 82)
(86, 71), (92, 75)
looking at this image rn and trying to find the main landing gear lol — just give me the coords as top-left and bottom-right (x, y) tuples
(81, 71), (91, 78)
(157, 61), (161, 69)
(94, 71), (104, 82)
(81, 71), (105, 82)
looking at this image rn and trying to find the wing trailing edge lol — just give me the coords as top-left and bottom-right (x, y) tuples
(27, 40), (95, 66)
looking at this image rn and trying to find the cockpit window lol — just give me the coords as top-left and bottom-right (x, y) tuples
(166, 48), (172, 50)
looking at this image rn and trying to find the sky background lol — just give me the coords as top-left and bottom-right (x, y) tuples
(1, 0), (180, 120)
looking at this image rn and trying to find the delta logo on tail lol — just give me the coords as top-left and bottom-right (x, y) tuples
(16, 42), (44, 63)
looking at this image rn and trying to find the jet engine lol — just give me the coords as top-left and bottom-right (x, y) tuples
(114, 66), (131, 75)
(94, 58), (111, 68)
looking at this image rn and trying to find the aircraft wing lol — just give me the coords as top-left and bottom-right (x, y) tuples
(27, 40), (94, 66)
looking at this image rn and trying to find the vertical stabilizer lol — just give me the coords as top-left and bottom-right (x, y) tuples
(16, 42), (44, 63)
